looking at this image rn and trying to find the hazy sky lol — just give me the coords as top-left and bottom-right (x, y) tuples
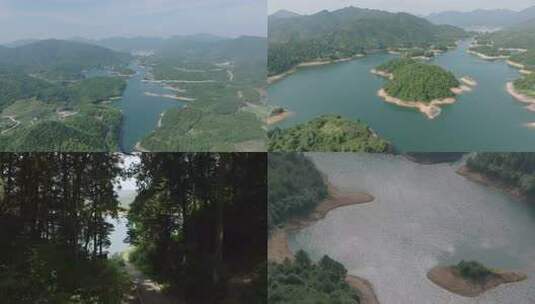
(269, 0), (534, 16)
(0, 0), (266, 44)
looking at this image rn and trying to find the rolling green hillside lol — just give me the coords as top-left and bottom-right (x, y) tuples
(268, 6), (468, 75)
(138, 36), (267, 151)
(0, 39), (131, 80)
(486, 20), (535, 50)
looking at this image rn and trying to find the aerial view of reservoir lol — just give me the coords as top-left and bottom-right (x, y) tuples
(268, 41), (534, 151)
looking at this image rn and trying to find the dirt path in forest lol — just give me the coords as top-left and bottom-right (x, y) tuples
(124, 256), (180, 304)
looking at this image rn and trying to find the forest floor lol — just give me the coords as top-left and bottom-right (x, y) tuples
(123, 252), (180, 304)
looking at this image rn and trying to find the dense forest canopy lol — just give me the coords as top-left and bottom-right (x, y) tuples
(269, 250), (359, 304)
(268, 6), (467, 75)
(127, 153), (267, 303)
(375, 58), (417, 74)
(466, 153), (535, 197)
(268, 153), (327, 230)
(268, 115), (390, 152)
(0, 153), (129, 303)
(379, 60), (460, 102)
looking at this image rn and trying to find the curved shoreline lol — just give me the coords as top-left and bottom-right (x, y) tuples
(507, 60), (533, 75)
(377, 88), (457, 119)
(268, 55), (364, 84)
(467, 50), (509, 61)
(266, 110), (294, 125)
(427, 266), (527, 297)
(370, 69), (393, 80)
(268, 181), (379, 304)
(457, 165), (526, 199)
(506, 82), (535, 103)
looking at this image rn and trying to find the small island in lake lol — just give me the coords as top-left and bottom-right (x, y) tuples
(373, 59), (476, 119)
(268, 115), (391, 152)
(266, 107), (293, 125)
(428, 260), (527, 297)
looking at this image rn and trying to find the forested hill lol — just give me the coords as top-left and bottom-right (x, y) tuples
(485, 19), (535, 50)
(0, 39), (131, 80)
(466, 153), (535, 198)
(426, 7), (535, 28)
(268, 6), (467, 75)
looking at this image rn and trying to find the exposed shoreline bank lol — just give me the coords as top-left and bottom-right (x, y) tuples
(427, 266), (527, 297)
(377, 88), (457, 119)
(467, 49), (509, 61)
(267, 55), (364, 84)
(507, 60), (533, 75)
(506, 82), (535, 114)
(266, 109), (294, 125)
(457, 165), (526, 200)
(268, 181), (379, 304)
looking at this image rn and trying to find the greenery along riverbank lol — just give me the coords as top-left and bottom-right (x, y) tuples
(268, 6), (467, 76)
(269, 250), (360, 304)
(0, 154), (131, 303)
(268, 115), (391, 152)
(137, 36), (267, 152)
(268, 153), (328, 230)
(0, 40), (131, 151)
(466, 153), (535, 198)
(268, 153), (362, 303)
(377, 59), (460, 102)
(513, 74), (535, 97)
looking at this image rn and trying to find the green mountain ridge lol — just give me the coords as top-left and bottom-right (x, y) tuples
(268, 6), (468, 75)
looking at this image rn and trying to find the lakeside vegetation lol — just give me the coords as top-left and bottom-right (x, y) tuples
(268, 153), (363, 303)
(466, 153), (535, 197)
(269, 251), (359, 304)
(510, 50), (535, 70)
(456, 260), (492, 282)
(268, 6), (468, 75)
(0, 154), (131, 303)
(468, 45), (513, 58)
(268, 153), (328, 230)
(513, 74), (535, 97)
(268, 115), (390, 152)
(378, 59), (460, 102)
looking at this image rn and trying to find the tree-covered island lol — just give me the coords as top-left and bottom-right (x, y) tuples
(268, 115), (391, 152)
(373, 59), (476, 119)
(427, 260), (527, 297)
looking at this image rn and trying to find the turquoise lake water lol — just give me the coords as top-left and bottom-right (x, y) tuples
(268, 41), (535, 152)
(112, 64), (184, 152)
